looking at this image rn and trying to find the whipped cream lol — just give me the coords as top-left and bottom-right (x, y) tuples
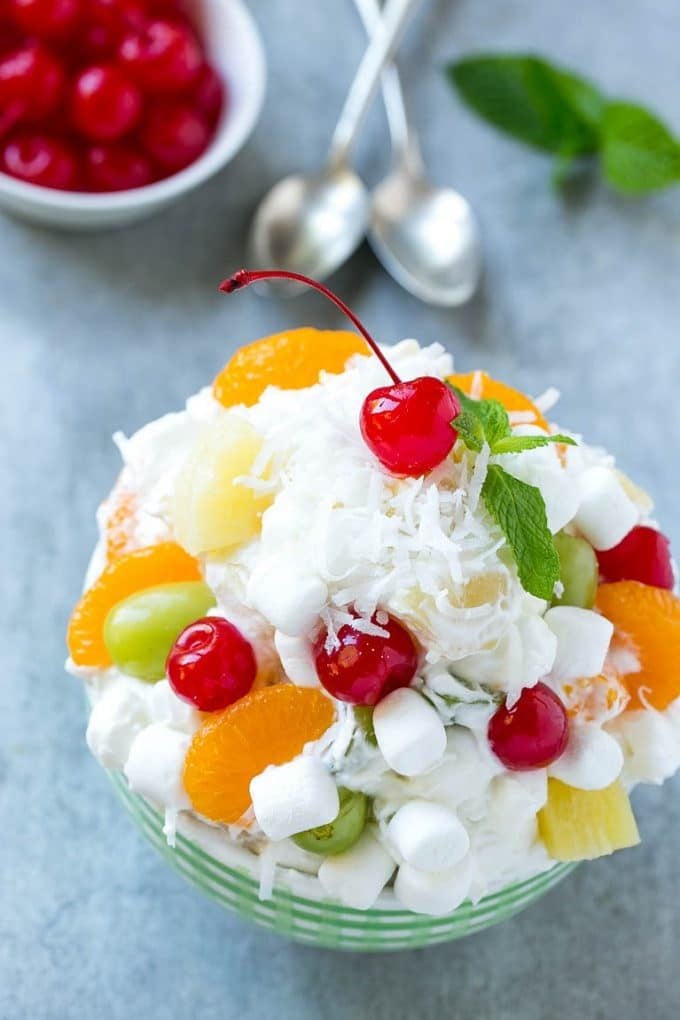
(69, 339), (680, 914)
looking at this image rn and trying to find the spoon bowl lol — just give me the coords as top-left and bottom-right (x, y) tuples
(369, 165), (482, 305)
(248, 165), (369, 289)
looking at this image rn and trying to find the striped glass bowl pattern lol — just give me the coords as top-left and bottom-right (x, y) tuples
(110, 772), (576, 951)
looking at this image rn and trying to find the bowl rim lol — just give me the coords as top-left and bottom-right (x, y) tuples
(109, 770), (577, 932)
(0, 0), (266, 213)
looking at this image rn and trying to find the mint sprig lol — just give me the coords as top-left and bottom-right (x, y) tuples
(448, 384), (574, 456)
(448, 383), (573, 599)
(481, 466), (560, 601)
(447, 53), (680, 195)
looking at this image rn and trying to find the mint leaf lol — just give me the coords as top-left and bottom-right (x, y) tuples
(602, 101), (680, 193)
(449, 384), (511, 452)
(492, 434), (576, 455)
(473, 399), (511, 449)
(453, 409), (485, 452)
(447, 55), (603, 155)
(482, 465), (559, 600)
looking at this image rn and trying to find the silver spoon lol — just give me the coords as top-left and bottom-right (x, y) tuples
(354, 0), (482, 305)
(248, 0), (423, 291)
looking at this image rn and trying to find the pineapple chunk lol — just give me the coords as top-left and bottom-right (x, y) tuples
(538, 778), (640, 862)
(172, 417), (272, 556)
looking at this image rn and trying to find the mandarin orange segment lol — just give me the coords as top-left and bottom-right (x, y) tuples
(447, 370), (550, 431)
(104, 489), (139, 562)
(213, 328), (368, 408)
(67, 542), (202, 668)
(596, 581), (680, 710)
(183, 685), (336, 824)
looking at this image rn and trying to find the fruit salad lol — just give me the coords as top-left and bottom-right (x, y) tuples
(0, 0), (225, 192)
(67, 272), (680, 917)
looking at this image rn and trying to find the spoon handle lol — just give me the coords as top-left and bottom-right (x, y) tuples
(329, 0), (423, 166)
(351, 0), (422, 168)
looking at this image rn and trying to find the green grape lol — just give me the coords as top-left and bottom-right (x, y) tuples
(353, 706), (377, 746)
(104, 581), (216, 682)
(552, 532), (598, 609)
(292, 787), (368, 856)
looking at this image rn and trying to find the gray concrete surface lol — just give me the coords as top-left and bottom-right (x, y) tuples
(2, 1), (679, 1017)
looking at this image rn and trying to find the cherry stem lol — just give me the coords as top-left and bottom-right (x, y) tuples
(219, 269), (401, 385)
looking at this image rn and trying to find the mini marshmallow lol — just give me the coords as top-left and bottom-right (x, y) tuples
(318, 829), (395, 910)
(549, 723), (624, 790)
(573, 466), (638, 551)
(373, 688), (447, 776)
(394, 856), (472, 916)
(274, 631), (319, 687)
(609, 710), (680, 786)
(124, 723), (191, 810)
(249, 756), (339, 842)
(387, 800), (470, 872)
(247, 556), (327, 637)
(86, 683), (149, 770)
(518, 614), (557, 689)
(545, 606), (614, 681)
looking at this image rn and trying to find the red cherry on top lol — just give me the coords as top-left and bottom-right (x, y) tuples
(488, 682), (569, 771)
(71, 64), (142, 142)
(361, 377), (460, 476)
(119, 18), (202, 95)
(167, 616), (257, 712)
(9, 0), (80, 39)
(219, 270), (462, 478)
(314, 612), (418, 706)
(2, 132), (78, 188)
(596, 525), (674, 590)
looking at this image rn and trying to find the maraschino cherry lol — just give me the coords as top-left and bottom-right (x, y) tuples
(313, 612), (419, 706)
(596, 525), (674, 590)
(488, 682), (569, 771)
(167, 616), (256, 712)
(220, 269), (461, 477)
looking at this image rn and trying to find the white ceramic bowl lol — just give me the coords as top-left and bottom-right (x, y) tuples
(0, 0), (266, 230)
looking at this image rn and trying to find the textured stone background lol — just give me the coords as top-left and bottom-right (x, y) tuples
(2, 0), (679, 1016)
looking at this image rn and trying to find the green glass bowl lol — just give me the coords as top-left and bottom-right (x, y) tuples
(110, 772), (576, 951)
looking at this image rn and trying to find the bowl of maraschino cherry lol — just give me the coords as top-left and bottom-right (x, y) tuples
(0, 0), (266, 228)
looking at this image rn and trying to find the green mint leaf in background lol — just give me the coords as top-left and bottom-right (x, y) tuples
(448, 54), (603, 155)
(447, 52), (680, 195)
(602, 101), (680, 193)
(482, 465), (560, 600)
(492, 434), (576, 455)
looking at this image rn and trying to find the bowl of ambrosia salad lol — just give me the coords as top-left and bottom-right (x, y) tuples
(66, 271), (680, 950)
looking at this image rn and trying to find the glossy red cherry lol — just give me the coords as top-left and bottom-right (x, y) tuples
(84, 142), (153, 190)
(119, 18), (202, 95)
(9, 0), (80, 39)
(220, 270), (463, 477)
(167, 616), (257, 712)
(0, 44), (65, 123)
(596, 525), (674, 590)
(140, 100), (208, 171)
(191, 63), (224, 126)
(71, 64), (142, 142)
(361, 377), (460, 476)
(488, 682), (569, 771)
(2, 132), (78, 188)
(77, 0), (146, 59)
(314, 612), (419, 706)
